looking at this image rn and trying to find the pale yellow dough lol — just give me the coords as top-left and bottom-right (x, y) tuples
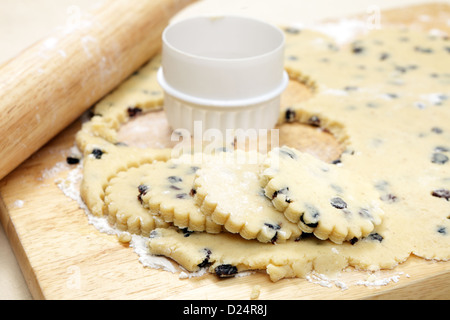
(262, 146), (384, 244)
(193, 150), (302, 243)
(139, 158), (222, 233)
(76, 26), (450, 282)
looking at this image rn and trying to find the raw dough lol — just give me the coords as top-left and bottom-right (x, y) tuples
(193, 150), (302, 243)
(139, 158), (222, 233)
(262, 146), (384, 244)
(76, 25), (450, 282)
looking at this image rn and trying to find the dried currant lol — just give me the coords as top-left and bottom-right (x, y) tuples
(330, 197), (347, 209)
(66, 156), (80, 165)
(91, 148), (104, 159)
(137, 184), (149, 204)
(431, 153), (449, 164)
(380, 193), (399, 203)
(168, 176), (183, 183)
(197, 248), (212, 268)
(127, 106), (142, 117)
(215, 264), (238, 278)
(285, 108), (296, 122)
(431, 189), (450, 201)
(308, 115), (321, 127)
(367, 232), (383, 242)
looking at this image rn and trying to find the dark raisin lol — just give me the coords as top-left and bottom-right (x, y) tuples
(350, 237), (359, 245)
(352, 45), (364, 54)
(414, 46), (433, 54)
(285, 108), (296, 122)
(431, 189), (450, 201)
(359, 208), (372, 219)
(380, 193), (399, 203)
(176, 193), (188, 199)
(197, 248), (212, 268)
(270, 232), (278, 244)
(295, 232), (314, 241)
(379, 52), (390, 60)
(330, 197), (347, 209)
(300, 214), (318, 228)
(189, 188), (197, 197)
(91, 148), (104, 159)
(264, 223), (281, 230)
(215, 264), (238, 278)
(149, 230), (159, 238)
(437, 226), (447, 235)
(272, 187), (290, 201)
(395, 65), (407, 73)
(189, 166), (200, 174)
(168, 176), (183, 183)
(431, 153), (449, 164)
(308, 115), (321, 127)
(66, 157), (80, 165)
(434, 146), (449, 153)
(127, 106), (142, 117)
(181, 228), (193, 237)
(385, 93), (398, 99)
(137, 184), (149, 204)
(300, 206), (320, 228)
(431, 127), (443, 134)
(367, 232), (383, 242)
(331, 159), (342, 165)
(138, 184), (148, 194)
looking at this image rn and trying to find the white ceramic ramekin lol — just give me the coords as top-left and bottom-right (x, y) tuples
(157, 15), (288, 134)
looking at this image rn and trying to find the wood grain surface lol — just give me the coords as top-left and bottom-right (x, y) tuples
(1, 3), (449, 300)
(0, 0), (196, 181)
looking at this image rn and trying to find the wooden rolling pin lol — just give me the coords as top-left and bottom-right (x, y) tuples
(0, 0), (196, 181)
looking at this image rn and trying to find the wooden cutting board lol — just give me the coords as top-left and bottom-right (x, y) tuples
(1, 3), (450, 300)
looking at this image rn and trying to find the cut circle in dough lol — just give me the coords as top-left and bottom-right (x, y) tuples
(261, 146), (384, 244)
(193, 150), (302, 243)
